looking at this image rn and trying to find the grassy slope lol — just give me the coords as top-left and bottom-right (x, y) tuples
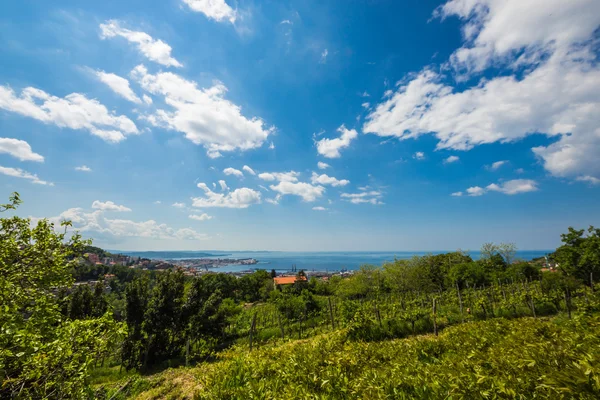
(96, 313), (600, 399)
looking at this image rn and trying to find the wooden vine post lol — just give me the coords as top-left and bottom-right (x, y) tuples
(328, 297), (335, 330)
(249, 313), (257, 351)
(456, 282), (464, 323)
(432, 298), (438, 336)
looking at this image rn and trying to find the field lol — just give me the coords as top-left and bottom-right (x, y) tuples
(93, 308), (600, 399)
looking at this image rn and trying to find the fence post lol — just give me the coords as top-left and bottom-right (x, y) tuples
(564, 289), (572, 319)
(433, 298), (438, 336)
(185, 337), (190, 367)
(328, 297), (335, 330)
(456, 282), (464, 323)
(278, 313), (285, 339)
(249, 313), (257, 351)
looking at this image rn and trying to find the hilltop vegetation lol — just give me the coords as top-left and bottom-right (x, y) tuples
(1, 192), (600, 399)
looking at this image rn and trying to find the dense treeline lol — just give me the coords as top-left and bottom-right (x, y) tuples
(2, 192), (600, 398)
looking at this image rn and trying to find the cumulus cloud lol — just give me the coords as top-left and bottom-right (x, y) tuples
(0, 138), (44, 162)
(154, 200), (162, 204)
(311, 172), (349, 187)
(451, 191), (463, 197)
(36, 206), (208, 241)
(317, 161), (330, 170)
(312, 206), (327, 211)
(75, 165), (92, 172)
(94, 70), (141, 103)
(315, 125), (357, 158)
(172, 202), (186, 208)
(488, 160), (508, 171)
(270, 181), (325, 202)
(224, 167), (243, 178)
(0, 166), (52, 185)
(364, 0), (600, 182)
(182, 0), (236, 24)
(92, 200), (131, 212)
(576, 175), (600, 185)
(218, 180), (229, 191)
(142, 94), (153, 105)
(436, 0), (600, 75)
(189, 213), (212, 221)
(258, 171), (299, 182)
(131, 65), (273, 157)
(444, 155), (460, 164)
(99, 20), (182, 67)
(0, 86), (139, 143)
(193, 182), (261, 208)
(413, 151), (425, 160)
(242, 165), (256, 175)
(341, 191), (383, 205)
(466, 186), (486, 196)
(462, 179), (538, 196)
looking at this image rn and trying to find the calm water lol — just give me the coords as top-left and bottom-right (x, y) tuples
(120, 250), (551, 273)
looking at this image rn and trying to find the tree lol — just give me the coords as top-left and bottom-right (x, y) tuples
(554, 226), (600, 284)
(0, 193), (124, 397)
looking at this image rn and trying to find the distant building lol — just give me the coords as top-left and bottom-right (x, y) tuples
(273, 275), (307, 286)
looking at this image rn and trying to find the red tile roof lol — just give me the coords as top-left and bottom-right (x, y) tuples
(273, 275), (307, 285)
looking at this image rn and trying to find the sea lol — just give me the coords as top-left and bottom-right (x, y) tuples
(117, 250), (552, 274)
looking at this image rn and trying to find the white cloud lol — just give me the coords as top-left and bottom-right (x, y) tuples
(131, 65), (273, 157)
(154, 200), (162, 204)
(488, 160), (508, 171)
(576, 175), (600, 185)
(515, 168), (525, 174)
(311, 172), (349, 187)
(466, 186), (486, 196)
(218, 180), (229, 191)
(413, 151), (425, 160)
(75, 165), (92, 172)
(486, 179), (538, 195)
(258, 171), (299, 182)
(312, 206), (327, 211)
(320, 49), (328, 64)
(316, 125), (357, 158)
(258, 185), (269, 191)
(37, 207), (208, 241)
(317, 161), (330, 170)
(189, 213), (213, 221)
(462, 179), (538, 196)
(437, 0), (600, 75)
(142, 94), (153, 105)
(361, 102), (370, 109)
(0, 138), (44, 162)
(265, 194), (281, 205)
(280, 19), (292, 25)
(193, 182), (261, 208)
(361, 91), (370, 97)
(0, 166), (52, 185)
(364, 0), (600, 182)
(182, 0), (236, 24)
(224, 167), (243, 178)
(270, 181), (325, 202)
(451, 191), (463, 197)
(444, 155), (460, 164)
(341, 191), (383, 205)
(0, 86), (139, 143)
(242, 165), (256, 175)
(172, 202), (186, 208)
(94, 70), (141, 103)
(99, 20), (182, 67)
(91, 200), (131, 212)
(269, 141), (275, 150)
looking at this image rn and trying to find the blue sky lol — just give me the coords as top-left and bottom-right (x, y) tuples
(1, 0), (599, 251)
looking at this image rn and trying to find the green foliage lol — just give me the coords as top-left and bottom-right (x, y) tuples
(0, 193), (124, 398)
(554, 226), (600, 284)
